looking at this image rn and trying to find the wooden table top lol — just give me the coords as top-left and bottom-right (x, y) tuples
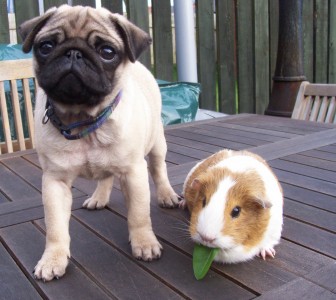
(0, 114), (335, 300)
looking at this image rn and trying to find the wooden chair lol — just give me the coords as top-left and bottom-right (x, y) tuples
(0, 59), (36, 154)
(292, 81), (336, 123)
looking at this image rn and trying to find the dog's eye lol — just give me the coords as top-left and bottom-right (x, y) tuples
(98, 45), (116, 61)
(231, 206), (241, 218)
(39, 41), (55, 55)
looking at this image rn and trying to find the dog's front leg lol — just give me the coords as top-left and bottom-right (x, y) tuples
(34, 174), (72, 281)
(121, 160), (162, 261)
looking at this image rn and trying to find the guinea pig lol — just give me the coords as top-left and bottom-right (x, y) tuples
(181, 149), (283, 263)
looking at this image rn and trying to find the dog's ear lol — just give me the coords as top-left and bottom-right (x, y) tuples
(112, 14), (152, 63)
(19, 7), (57, 53)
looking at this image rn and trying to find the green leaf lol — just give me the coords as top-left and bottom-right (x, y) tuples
(193, 244), (219, 280)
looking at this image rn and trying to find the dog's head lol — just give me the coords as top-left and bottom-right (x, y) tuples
(19, 5), (151, 106)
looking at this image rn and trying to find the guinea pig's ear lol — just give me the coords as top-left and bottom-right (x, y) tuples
(19, 7), (57, 53)
(252, 196), (272, 209)
(112, 14), (152, 63)
(190, 178), (202, 192)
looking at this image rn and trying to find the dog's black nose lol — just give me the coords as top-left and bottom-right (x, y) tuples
(66, 49), (82, 60)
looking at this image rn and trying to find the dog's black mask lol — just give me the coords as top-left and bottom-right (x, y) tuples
(34, 38), (120, 106)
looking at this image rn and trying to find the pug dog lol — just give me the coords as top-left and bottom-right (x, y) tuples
(19, 5), (179, 281)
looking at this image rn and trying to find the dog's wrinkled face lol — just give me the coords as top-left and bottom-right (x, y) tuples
(19, 5), (151, 106)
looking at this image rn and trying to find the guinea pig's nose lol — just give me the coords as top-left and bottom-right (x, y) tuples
(66, 49), (82, 60)
(199, 233), (216, 244)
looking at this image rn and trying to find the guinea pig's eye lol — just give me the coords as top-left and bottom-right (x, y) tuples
(98, 45), (116, 61)
(39, 41), (55, 56)
(231, 206), (241, 218)
(202, 197), (207, 208)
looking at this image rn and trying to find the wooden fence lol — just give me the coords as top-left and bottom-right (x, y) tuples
(1, 0), (336, 115)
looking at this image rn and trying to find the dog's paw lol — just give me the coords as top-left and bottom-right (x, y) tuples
(130, 231), (162, 261)
(82, 196), (109, 210)
(34, 248), (70, 281)
(157, 185), (180, 208)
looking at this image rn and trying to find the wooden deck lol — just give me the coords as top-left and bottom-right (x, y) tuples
(0, 114), (335, 300)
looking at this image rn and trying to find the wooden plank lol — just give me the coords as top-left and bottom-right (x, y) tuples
(0, 0), (10, 43)
(177, 126), (268, 146)
(1, 156), (85, 199)
(14, 0), (39, 43)
(0, 162), (40, 203)
(196, 0), (216, 110)
(22, 78), (35, 148)
(299, 148), (336, 161)
(208, 121), (298, 139)
(10, 80), (26, 151)
(329, 0), (336, 83)
(43, 0), (67, 11)
(302, 0), (314, 82)
(254, 0), (269, 114)
(0, 243), (42, 300)
(0, 222), (112, 300)
(304, 83), (336, 96)
(0, 59), (34, 82)
(249, 128), (336, 161)
(269, 159), (336, 183)
(165, 150), (198, 165)
(255, 277), (336, 300)
(237, 0), (254, 113)
(22, 152), (40, 166)
(35, 218), (185, 299)
(125, 0), (151, 69)
(283, 198), (336, 233)
(101, 0), (123, 14)
(304, 263), (336, 293)
(197, 123), (288, 142)
(101, 189), (302, 294)
(152, 0), (174, 81)
(318, 143), (336, 153)
(166, 128), (256, 151)
(166, 142), (213, 160)
(271, 239), (334, 278)
(269, 0), (279, 89)
(0, 81), (13, 153)
(165, 134), (222, 153)
(314, 0), (329, 83)
(223, 114), (332, 134)
(73, 209), (255, 299)
(0, 197), (85, 228)
(2, 157), (42, 190)
(0, 190), (8, 204)
(216, 0), (237, 114)
(274, 168), (336, 196)
(283, 217), (336, 258)
(281, 153), (336, 172)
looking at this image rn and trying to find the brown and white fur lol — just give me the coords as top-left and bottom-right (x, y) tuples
(181, 149), (283, 263)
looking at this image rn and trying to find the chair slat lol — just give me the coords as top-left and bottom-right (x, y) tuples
(10, 79), (26, 151)
(22, 78), (35, 148)
(0, 81), (13, 153)
(325, 96), (336, 123)
(309, 95), (321, 121)
(317, 96), (329, 122)
(0, 59), (35, 154)
(292, 81), (336, 123)
(301, 95), (313, 120)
